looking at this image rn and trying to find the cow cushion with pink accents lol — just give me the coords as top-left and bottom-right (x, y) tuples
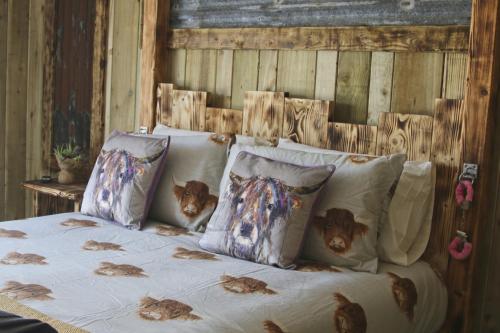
(81, 131), (169, 230)
(199, 151), (335, 268)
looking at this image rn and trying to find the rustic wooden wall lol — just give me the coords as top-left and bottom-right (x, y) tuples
(170, 0), (471, 28)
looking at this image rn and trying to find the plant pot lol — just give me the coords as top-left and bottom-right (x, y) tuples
(56, 157), (87, 185)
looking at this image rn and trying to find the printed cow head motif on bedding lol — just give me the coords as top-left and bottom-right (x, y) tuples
(314, 208), (368, 255)
(83, 240), (124, 252)
(220, 275), (276, 295)
(173, 177), (218, 220)
(0, 228), (26, 239)
(334, 293), (367, 333)
(94, 262), (147, 277)
(0, 281), (53, 301)
(263, 320), (286, 333)
(155, 225), (192, 237)
(93, 149), (163, 220)
(139, 297), (201, 321)
(222, 172), (323, 260)
(388, 272), (418, 321)
(60, 219), (98, 228)
(0, 252), (47, 265)
(172, 247), (218, 261)
(295, 261), (342, 273)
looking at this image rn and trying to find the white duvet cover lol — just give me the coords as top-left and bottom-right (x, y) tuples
(0, 213), (446, 333)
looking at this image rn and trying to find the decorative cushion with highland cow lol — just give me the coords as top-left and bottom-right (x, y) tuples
(199, 151), (335, 268)
(81, 131), (169, 229)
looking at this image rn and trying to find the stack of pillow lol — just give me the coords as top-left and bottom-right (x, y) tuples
(81, 125), (435, 273)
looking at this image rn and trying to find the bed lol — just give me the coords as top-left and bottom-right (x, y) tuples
(0, 212), (446, 333)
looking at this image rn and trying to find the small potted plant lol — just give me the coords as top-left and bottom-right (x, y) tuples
(54, 142), (87, 184)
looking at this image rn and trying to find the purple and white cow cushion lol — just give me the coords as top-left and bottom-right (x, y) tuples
(81, 131), (169, 229)
(200, 151), (335, 268)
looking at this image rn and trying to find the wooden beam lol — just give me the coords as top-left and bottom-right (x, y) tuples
(90, 0), (109, 164)
(139, 0), (169, 132)
(0, 0), (7, 220)
(167, 26), (469, 52)
(458, 0), (500, 332)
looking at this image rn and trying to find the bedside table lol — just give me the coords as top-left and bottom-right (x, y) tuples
(22, 180), (86, 217)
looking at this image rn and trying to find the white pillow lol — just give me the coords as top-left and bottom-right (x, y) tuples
(223, 144), (406, 272)
(377, 161), (436, 266)
(235, 135), (275, 147)
(149, 135), (230, 231)
(153, 124), (214, 137)
(279, 138), (435, 266)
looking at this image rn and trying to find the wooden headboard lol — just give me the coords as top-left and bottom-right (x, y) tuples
(138, 1), (500, 332)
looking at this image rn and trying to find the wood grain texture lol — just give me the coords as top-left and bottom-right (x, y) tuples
(277, 50), (316, 99)
(257, 50), (278, 91)
(367, 52), (394, 125)
(214, 50), (234, 108)
(168, 26), (470, 52)
(335, 51), (371, 124)
(242, 91), (285, 141)
(139, 0), (170, 131)
(90, 0), (109, 163)
(0, 0), (6, 220)
(205, 107), (242, 134)
(165, 48), (186, 87)
(425, 99), (464, 276)
(442, 53), (468, 99)
(314, 50), (338, 102)
(231, 50), (259, 110)
(376, 112), (433, 161)
(5, 0), (29, 220)
(185, 49), (216, 102)
(282, 98), (331, 148)
(170, 1), (471, 28)
(171, 89), (207, 131)
(391, 53), (444, 116)
(327, 122), (377, 155)
(156, 83), (174, 126)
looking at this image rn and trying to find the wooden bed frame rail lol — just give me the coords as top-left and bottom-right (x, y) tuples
(139, 1), (500, 332)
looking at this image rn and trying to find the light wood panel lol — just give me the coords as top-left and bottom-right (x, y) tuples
(376, 112), (434, 161)
(170, 89), (207, 131)
(314, 50), (338, 102)
(205, 107), (242, 134)
(184, 49), (216, 102)
(335, 51), (371, 124)
(328, 123), (377, 155)
(214, 50), (233, 108)
(41, 0), (54, 174)
(391, 53), (444, 115)
(165, 48), (186, 88)
(242, 91), (285, 141)
(168, 26), (470, 52)
(282, 98), (331, 148)
(277, 50), (316, 99)
(367, 52), (394, 125)
(5, 0), (29, 220)
(442, 53), (468, 99)
(257, 50), (278, 91)
(0, 0), (7, 220)
(156, 83), (174, 127)
(231, 50), (259, 110)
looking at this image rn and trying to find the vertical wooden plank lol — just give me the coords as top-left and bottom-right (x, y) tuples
(139, 0), (170, 131)
(442, 53), (467, 99)
(107, 0), (141, 133)
(90, 0), (109, 164)
(327, 123), (378, 155)
(214, 49), (234, 108)
(205, 107), (243, 134)
(0, 0), (7, 220)
(282, 98), (331, 148)
(231, 50), (259, 110)
(391, 53), (444, 115)
(314, 50), (338, 102)
(41, 0), (54, 174)
(242, 91), (285, 141)
(156, 83), (174, 126)
(367, 52), (394, 125)
(276, 50), (316, 98)
(335, 51), (371, 124)
(376, 112), (433, 161)
(165, 48), (186, 88)
(185, 49), (217, 103)
(5, 0), (29, 220)
(257, 50), (278, 91)
(25, 0), (46, 217)
(171, 90), (207, 131)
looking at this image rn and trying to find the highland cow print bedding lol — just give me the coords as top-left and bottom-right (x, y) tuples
(0, 213), (446, 333)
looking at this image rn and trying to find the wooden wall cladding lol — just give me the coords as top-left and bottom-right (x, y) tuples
(242, 91), (285, 140)
(328, 123), (378, 155)
(166, 49), (467, 127)
(169, 1), (471, 28)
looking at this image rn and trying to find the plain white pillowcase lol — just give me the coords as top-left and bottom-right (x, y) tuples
(278, 138), (435, 266)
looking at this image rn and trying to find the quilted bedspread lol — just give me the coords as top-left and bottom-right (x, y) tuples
(0, 213), (446, 333)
